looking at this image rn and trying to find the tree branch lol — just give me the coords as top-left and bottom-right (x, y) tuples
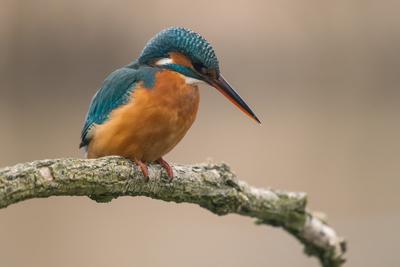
(0, 156), (346, 266)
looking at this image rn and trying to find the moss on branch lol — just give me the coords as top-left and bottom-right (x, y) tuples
(0, 156), (346, 267)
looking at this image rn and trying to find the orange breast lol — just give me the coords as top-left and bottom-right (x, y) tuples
(87, 70), (200, 162)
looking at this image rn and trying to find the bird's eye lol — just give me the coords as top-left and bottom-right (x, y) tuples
(193, 62), (208, 75)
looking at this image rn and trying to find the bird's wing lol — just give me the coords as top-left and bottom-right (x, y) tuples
(80, 67), (140, 148)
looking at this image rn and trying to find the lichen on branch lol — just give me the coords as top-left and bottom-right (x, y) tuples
(0, 156), (346, 267)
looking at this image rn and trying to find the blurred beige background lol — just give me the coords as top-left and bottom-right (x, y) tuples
(1, 0), (399, 266)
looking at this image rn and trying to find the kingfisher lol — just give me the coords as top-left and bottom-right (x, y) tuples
(80, 27), (260, 180)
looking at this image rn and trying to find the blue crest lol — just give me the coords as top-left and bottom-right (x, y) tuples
(138, 27), (220, 73)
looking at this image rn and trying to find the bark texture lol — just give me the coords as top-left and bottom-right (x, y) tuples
(0, 156), (346, 267)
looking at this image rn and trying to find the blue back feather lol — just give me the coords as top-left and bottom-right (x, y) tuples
(80, 65), (158, 148)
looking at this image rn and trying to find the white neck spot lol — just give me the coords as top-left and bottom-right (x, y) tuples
(155, 57), (174, 66)
(156, 57), (204, 85)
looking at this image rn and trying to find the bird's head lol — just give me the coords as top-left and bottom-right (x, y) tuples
(138, 27), (260, 124)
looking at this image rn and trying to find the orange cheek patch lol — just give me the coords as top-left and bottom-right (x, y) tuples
(169, 52), (193, 67)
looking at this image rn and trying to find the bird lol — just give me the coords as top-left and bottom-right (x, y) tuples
(80, 27), (260, 180)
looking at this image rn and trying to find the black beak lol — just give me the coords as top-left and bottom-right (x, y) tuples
(207, 75), (261, 124)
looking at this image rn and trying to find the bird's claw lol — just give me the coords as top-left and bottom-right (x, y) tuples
(134, 159), (149, 181)
(156, 158), (174, 181)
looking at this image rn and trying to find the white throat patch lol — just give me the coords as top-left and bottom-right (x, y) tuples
(182, 75), (204, 85)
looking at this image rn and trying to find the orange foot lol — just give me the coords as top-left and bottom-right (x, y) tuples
(134, 159), (149, 181)
(156, 157), (174, 181)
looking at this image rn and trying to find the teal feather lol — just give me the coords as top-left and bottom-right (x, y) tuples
(80, 64), (159, 148)
(138, 27), (220, 73)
